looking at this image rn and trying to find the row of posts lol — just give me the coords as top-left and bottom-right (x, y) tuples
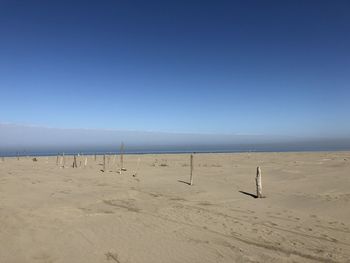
(1, 151), (263, 198)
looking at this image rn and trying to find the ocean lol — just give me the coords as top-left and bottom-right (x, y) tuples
(1, 143), (350, 157)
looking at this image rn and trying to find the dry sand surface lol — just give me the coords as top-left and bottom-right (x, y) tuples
(0, 152), (350, 263)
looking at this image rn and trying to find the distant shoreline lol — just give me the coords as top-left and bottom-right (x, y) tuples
(2, 148), (350, 157)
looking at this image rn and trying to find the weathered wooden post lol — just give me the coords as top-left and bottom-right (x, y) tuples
(190, 154), (194, 185)
(56, 154), (59, 166)
(120, 142), (125, 174)
(73, 155), (77, 168)
(94, 154), (97, 162)
(62, 153), (66, 168)
(84, 157), (88, 167)
(103, 154), (106, 172)
(256, 166), (263, 198)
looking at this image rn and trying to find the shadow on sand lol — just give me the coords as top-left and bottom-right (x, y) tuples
(239, 191), (257, 199)
(178, 180), (191, 185)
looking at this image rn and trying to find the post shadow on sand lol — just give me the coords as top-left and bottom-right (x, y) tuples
(239, 191), (257, 198)
(178, 180), (191, 185)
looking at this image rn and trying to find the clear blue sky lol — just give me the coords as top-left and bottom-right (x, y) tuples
(0, 0), (349, 137)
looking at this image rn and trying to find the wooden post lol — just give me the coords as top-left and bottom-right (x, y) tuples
(73, 155), (77, 168)
(103, 154), (106, 172)
(256, 166), (263, 198)
(84, 157), (88, 167)
(62, 153), (66, 168)
(190, 154), (194, 185)
(56, 154), (59, 166)
(120, 142), (124, 174)
(17, 152), (19, 161)
(94, 154), (97, 162)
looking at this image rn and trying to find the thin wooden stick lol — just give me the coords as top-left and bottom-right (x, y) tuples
(84, 157), (88, 167)
(256, 166), (263, 198)
(56, 154), (59, 166)
(62, 153), (66, 168)
(94, 154), (97, 162)
(190, 154), (194, 185)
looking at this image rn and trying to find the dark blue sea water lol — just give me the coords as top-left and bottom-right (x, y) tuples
(1, 143), (350, 157)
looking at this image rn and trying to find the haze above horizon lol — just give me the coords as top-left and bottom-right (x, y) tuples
(1, 0), (349, 139)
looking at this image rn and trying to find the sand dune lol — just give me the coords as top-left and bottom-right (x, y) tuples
(0, 152), (349, 262)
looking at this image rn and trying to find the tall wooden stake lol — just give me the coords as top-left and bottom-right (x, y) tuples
(256, 166), (263, 198)
(120, 142), (124, 174)
(73, 155), (77, 168)
(190, 154), (194, 185)
(94, 154), (97, 162)
(84, 157), (88, 167)
(103, 154), (106, 172)
(62, 153), (66, 168)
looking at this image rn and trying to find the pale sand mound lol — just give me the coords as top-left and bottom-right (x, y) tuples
(0, 152), (349, 262)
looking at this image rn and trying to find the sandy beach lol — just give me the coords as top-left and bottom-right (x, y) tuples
(0, 152), (349, 262)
